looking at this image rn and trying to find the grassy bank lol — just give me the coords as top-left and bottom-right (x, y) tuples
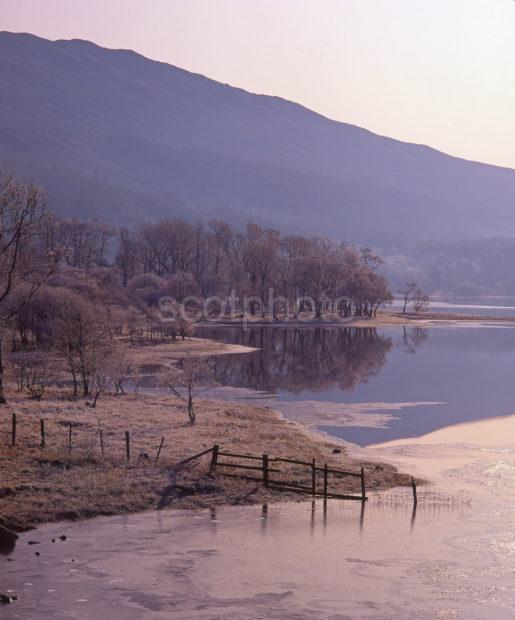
(0, 388), (412, 533)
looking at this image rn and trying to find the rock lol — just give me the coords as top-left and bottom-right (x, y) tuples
(59, 535), (67, 541)
(0, 593), (19, 605)
(0, 524), (18, 555)
(34, 551), (40, 556)
(139, 451), (150, 460)
(38, 459), (68, 470)
(176, 484), (196, 497)
(332, 448), (342, 454)
(27, 540), (41, 545)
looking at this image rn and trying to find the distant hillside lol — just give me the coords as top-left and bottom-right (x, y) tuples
(0, 31), (514, 244)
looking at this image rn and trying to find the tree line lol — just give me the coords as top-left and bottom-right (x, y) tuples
(0, 172), (397, 406)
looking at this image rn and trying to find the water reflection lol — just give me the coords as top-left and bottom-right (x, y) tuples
(402, 326), (429, 354)
(254, 499), (446, 537)
(199, 324), (515, 444)
(200, 326), (400, 394)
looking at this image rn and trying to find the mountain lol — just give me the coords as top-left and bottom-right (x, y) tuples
(0, 31), (514, 245)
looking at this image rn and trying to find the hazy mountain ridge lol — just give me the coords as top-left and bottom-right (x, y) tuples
(0, 30), (514, 243)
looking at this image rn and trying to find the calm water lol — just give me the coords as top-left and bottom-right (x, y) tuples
(198, 324), (515, 446)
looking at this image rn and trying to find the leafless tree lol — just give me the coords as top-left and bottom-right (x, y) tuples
(51, 289), (111, 397)
(0, 173), (57, 403)
(399, 282), (418, 314)
(56, 219), (115, 270)
(87, 364), (110, 408)
(106, 346), (134, 395)
(24, 351), (53, 400)
(116, 227), (140, 287)
(126, 306), (145, 343)
(360, 247), (384, 271)
(162, 356), (214, 425)
(7, 350), (53, 399)
(413, 288), (430, 314)
(8, 350), (33, 391)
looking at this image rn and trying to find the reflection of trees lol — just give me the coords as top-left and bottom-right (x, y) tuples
(201, 327), (393, 393)
(402, 327), (429, 354)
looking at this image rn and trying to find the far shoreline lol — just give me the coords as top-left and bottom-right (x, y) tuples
(196, 309), (515, 329)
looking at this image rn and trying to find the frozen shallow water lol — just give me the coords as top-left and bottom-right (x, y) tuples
(3, 415), (514, 619)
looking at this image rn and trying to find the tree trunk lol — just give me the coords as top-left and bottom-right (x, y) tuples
(187, 394), (196, 425)
(82, 375), (89, 397)
(90, 389), (100, 408)
(0, 337), (6, 405)
(315, 299), (322, 318)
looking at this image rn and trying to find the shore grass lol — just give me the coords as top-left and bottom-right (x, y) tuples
(201, 309), (515, 327)
(0, 387), (412, 533)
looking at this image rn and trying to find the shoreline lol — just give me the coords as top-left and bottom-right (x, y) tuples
(2, 313), (509, 539)
(0, 386), (413, 537)
(196, 310), (515, 329)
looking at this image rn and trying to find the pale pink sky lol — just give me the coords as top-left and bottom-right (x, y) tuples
(1, 0), (514, 169)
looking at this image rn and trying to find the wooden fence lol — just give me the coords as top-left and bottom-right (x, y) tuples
(209, 444), (368, 501)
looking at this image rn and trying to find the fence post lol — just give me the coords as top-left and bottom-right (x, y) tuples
(68, 423), (72, 456)
(210, 444), (219, 472)
(323, 463), (328, 498)
(155, 437), (164, 467)
(411, 477), (418, 506)
(361, 467), (366, 501)
(125, 431), (131, 462)
(262, 454), (269, 488)
(311, 458), (316, 495)
(11, 413), (16, 447)
(99, 422), (105, 456)
(40, 419), (45, 449)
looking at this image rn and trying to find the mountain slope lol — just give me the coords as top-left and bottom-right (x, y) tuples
(0, 31), (514, 243)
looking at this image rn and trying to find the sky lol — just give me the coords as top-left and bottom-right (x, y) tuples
(1, 0), (514, 169)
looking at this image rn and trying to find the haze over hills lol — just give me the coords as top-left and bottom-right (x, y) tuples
(0, 30), (514, 247)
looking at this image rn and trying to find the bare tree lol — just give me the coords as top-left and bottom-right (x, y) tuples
(413, 287), (430, 314)
(87, 365), (109, 408)
(162, 356), (214, 425)
(25, 351), (53, 400)
(116, 227), (140, 287)
(399, 282), (418, 314)
(51, 289), (111, 397)
(0, 173), (56, 403)
(106, 346), (134, 395)
(56, 219), (115, 270)
(360, 247), (384, 271)
(7, 350), (33, 391)
(126, 306), (145, 343)
(7, 350), (53, 399)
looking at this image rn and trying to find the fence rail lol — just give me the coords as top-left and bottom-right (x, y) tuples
(210, 445), (368, 501)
